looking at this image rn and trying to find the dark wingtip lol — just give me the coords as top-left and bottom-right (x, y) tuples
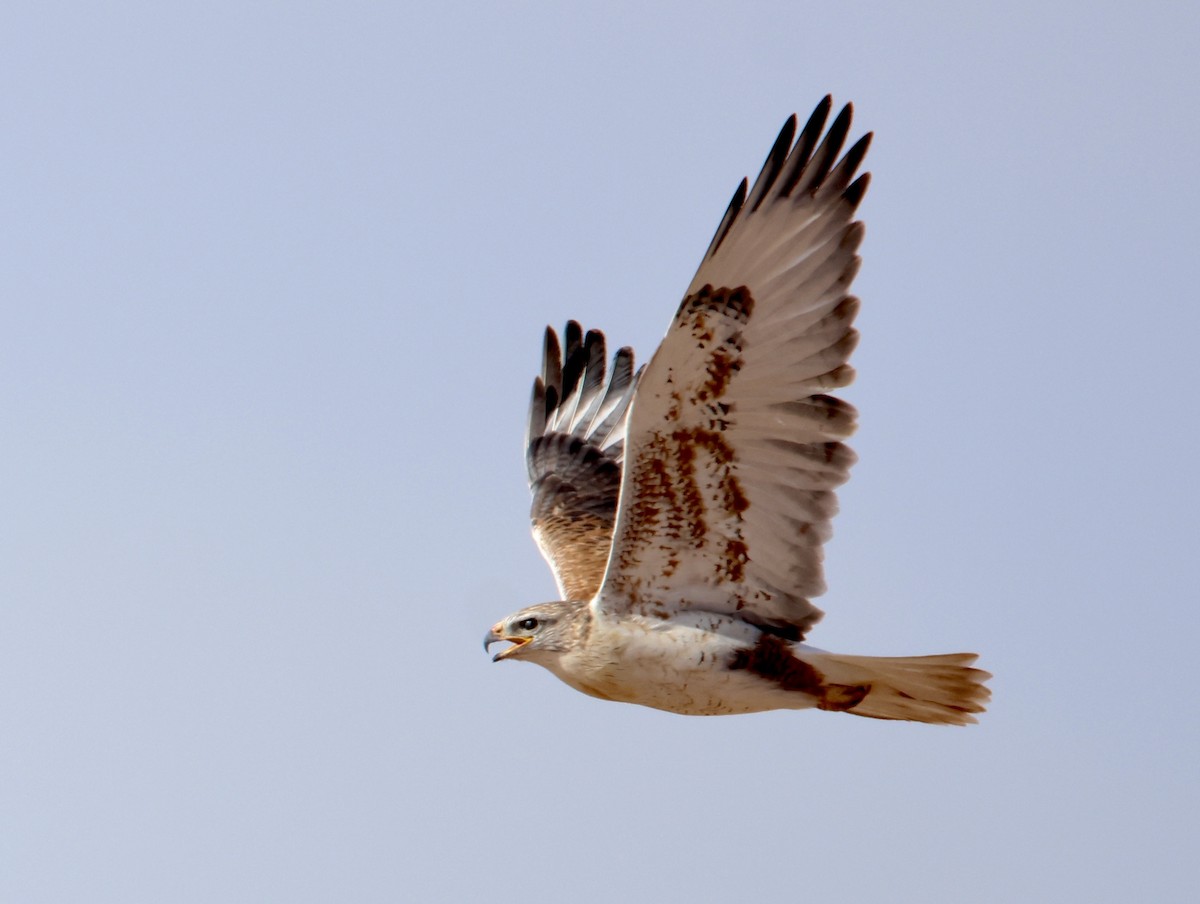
(843, 171), (871, 209)
(839, 131), (872, 179)
(818, 103), (853, 173)
(809, 96), (834, 137)
(708, 177), (748, 256)
(747, 114), (798, 212)
(780, 97), (835, 197)
(540, 325), (562, 395)
(771, 115), (799, 160)
(733, 176), (748, 206)
(564, 320), (583, 354)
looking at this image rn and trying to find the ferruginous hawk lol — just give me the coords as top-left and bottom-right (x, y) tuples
(484, 97), (990, 724)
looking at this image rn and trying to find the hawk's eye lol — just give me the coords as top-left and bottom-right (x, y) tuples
(518, 617), (539, 631)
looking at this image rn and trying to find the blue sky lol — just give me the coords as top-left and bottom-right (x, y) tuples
(3, 3), (1198, 902)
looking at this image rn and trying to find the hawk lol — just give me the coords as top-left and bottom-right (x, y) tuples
(484, 97), (990, 724)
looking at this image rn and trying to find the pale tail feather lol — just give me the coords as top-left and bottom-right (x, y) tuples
(803, 651), (992, 725)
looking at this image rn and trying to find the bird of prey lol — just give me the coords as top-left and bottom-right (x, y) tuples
(484, 97), (990, 724)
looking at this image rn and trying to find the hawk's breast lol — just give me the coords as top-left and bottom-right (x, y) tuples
(554, 610), (823, 716)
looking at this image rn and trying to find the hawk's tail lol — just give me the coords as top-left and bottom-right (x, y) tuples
(803, 650), (991, 725)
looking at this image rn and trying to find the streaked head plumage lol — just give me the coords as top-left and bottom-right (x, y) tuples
(484, 600), (589, 663)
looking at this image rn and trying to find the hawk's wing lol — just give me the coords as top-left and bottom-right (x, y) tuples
(526, 322), (640, 600)
(596, 97), (870, 640)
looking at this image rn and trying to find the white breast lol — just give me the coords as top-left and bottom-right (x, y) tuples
(549, 610), (818, 716)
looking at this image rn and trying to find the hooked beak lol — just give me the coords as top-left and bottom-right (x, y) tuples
(483, 624), (530, 662)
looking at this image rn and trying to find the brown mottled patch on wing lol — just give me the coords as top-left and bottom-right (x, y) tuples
(672, 427), (748, 521)
(532, 507), (619, 602)
(681, 286), (750, 404)
(678, 284), (755, 323)
(729, 635), (868, 711)
(609, 286), (754, 600)
(600, 269), (850, 635)
(615, 434), (684, 592)
(724, 538), (749, 583)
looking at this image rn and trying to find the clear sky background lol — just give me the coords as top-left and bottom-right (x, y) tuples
(3, 3), (1198, 902)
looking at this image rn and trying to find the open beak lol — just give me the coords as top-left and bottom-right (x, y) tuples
(483, 625), (530, 662)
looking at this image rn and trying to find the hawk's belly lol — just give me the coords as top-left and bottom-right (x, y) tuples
(551, 611), (820, 716)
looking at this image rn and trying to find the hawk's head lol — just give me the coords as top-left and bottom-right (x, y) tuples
(484, 600), (588, 664)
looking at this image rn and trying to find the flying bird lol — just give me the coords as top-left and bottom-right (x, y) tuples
(485, 97), (990, 724)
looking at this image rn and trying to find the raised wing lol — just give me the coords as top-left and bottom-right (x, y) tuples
(597, 97), (871, 640)
(527, 322), (640, 600)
